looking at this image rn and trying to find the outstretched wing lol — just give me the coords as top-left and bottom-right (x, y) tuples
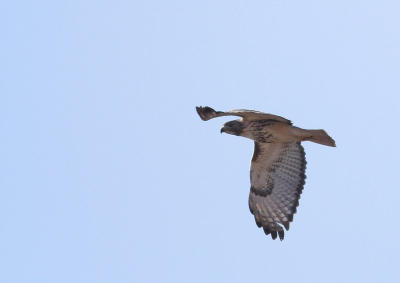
(196, 106), (291, 124)
(248, 142), (306, 240)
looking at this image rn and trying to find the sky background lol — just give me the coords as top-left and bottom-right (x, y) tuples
(2, 0), (400, 282)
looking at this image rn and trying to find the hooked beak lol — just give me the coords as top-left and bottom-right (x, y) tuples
(220, 127), (226, 134)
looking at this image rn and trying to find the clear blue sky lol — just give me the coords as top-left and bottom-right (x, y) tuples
(2, 0), (400, 282)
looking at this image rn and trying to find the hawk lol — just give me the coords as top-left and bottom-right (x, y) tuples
(196, 106), (335, 240)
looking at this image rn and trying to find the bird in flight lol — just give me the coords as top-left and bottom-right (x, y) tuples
(196, 106), (335, 240)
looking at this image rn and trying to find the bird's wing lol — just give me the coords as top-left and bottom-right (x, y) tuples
(248, 142), (306, 240)
(196, 106), (291, 124)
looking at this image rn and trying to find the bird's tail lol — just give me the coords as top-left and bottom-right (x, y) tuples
(302, 129), (336, 147)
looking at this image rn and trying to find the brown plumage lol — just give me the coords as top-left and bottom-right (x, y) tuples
(196, 106), (335, 240)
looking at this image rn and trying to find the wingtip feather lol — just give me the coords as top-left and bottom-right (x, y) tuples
(195, 106), (217, 121)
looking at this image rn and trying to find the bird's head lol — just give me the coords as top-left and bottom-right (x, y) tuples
(221, 120), (244, 136)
